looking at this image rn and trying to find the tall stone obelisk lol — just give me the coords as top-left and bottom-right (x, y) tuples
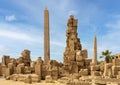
(93, 35), (97, 65)
(44, 7), (50, 64)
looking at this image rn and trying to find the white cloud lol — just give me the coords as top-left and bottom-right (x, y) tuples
(0, 22), (43, 45)
(0, 26), (66, 51)
(0, 45), (11, 59)
(98, 19), (120, 56)
(51, 41), (65, 47)
(0, 30), (34, 41)
(5, 15), (16, 22)
(0, 22), (66, 47)
(68, 10), (77, 16)
(106, 20), (120, 29)
(0, 45), (6, 53)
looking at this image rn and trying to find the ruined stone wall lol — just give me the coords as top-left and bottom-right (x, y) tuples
(63, 15), (82, 64)
(63, 16), (91, 74)
(2, 55), (10, 66)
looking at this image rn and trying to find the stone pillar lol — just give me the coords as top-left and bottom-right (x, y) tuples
(35, 57), (42, 81)
(0, 65), (2, 76)
(2, 55), (10, 66)
(63, 15), (83, 64)
(16, 63), (25, 74)
(21, 49), (31, 66)
(5, 68), (12, 77)
(44, 7), (50, 64)
(93, 35), (97, 65)
(8, 63), (14, 74)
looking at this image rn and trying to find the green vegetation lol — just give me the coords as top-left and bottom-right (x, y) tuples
(100, 50), (113, 63)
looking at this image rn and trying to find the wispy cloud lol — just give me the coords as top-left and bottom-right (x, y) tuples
(51, 41), (65, 47)
(98, 17), (120, 56)
(0, 22), (43, 44)
(5, 15), (16, 22)
(0, 45), (6, 53)
(0, 30), (34, 41)
(106, 20), (120, 29)
(68, 10), (77, 16)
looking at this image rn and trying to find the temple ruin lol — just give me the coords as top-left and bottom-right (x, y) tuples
(63, 15), (92, 74)
(0, 8), (120, 85)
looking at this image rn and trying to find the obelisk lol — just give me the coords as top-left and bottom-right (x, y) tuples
(93, 35), (97, 65)
(44, 7), (50, 64)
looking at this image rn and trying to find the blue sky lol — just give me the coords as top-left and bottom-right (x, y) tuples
(0, 0), (120, 62)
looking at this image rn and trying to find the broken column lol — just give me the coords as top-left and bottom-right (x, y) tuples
(35, 57), (42, 81)
(0, 64), (2, 76)
(5, 68), (12, 77)
(63, 15), (82, 64)
(21, 50), (31, 66)
(16, 63), (25, 74)
(2, 55), (10, 66)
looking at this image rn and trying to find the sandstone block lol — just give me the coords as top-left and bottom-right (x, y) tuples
(24, 75), (32, 84)
(91, 66), (100, 71)
(5, 68), (12, 77)
(45, 75), (53, 83)
(91, 71), (100, 76)
(79, 69), (88, 76)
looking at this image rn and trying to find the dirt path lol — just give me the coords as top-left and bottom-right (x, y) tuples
(0, 78), (65, 85)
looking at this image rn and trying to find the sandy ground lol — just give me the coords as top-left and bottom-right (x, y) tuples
(0, 78), (65, 85)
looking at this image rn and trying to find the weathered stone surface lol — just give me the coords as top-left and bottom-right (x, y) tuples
(10, 58), (17, 67)
(82, 50), (88, 59)
(45, 75), (53, 83)
(112, 66), (120, 76)
(30, 61), (36, 68)
(44, 7), (50, 64)
(35, 64), (42, 78)
(92, 36), (97, 65)
(103, 63), (113, 76)
(6, 76), (10, 80)
(24, 75), (32, 84)
(2, 66), (7, 76)
(10, 74), (18, 81)
(67, 79), (91, 85)
(21, 50), (31, 66)
(16, 63), (25, 74)
(91, 66), (100, 71)
(63, 15), (91, 74)
(17, 74), (26, 81)
(2, 55), (10, 66)
(91, 71), (100, 76)
(24, 66), (31, 74)
(76, 51), (83, 62)
(35, 57), (42, 80)
(0, 64), (2, 76)
(31, 74), (40, 82)
(5, 68), (12, 77)
(63, 15), (82, 64)
(79, 69), (88, 76)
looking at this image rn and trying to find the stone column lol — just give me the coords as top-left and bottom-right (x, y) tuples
(44, 7), (50, 64)
(93, 35), (97, 65)
(2, 55), (10, 66)
(35, 57), (42, 81)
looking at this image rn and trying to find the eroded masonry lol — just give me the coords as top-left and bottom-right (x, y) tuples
(1, 8), (120, 85)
